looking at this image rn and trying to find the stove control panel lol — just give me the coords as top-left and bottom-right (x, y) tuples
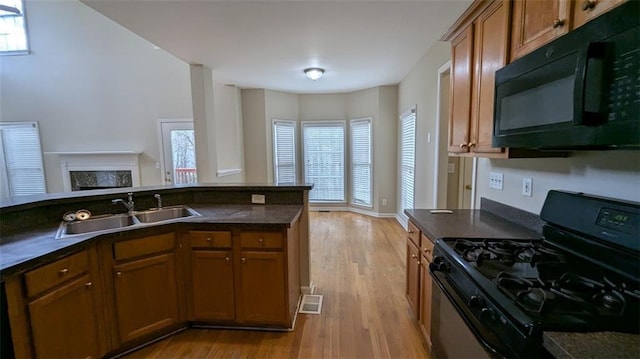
(597, 208), (638, 234)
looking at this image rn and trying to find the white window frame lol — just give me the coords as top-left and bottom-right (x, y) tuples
(0, 121), (46, 198)
(302, 121), (346, 203)
(0, 0), (30, 55)
(350, 117), (372, 208)
(400, 107), (416, 214)
(272, 119), (297, 184)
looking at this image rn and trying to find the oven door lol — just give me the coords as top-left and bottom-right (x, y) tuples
(431, 271), (511, 359)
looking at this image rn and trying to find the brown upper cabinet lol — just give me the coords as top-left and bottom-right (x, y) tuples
(446, 0), (510, 157)
(510, 0), (572, 60)
(572, 0), (626, 29)
(443, 0), (622, 158)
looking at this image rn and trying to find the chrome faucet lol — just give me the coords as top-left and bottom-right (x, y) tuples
(154, 193), (162, 209)
(112, 192), (135, 214)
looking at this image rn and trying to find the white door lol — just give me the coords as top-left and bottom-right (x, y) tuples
(159, 120), (197, 185)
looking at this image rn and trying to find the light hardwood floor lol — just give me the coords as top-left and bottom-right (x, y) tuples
(124, 212), (430, 358)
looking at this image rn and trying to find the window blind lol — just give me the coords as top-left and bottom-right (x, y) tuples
(303, 122), (345, 202)
(350, 118), (372, 207)
(0, 122), (46, 197)
(400, 109), (416, 211)
(273, 120), (296, 183)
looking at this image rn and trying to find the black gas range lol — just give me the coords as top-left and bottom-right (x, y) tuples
(429, 190), (640, 359)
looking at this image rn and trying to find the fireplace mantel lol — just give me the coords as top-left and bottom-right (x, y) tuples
(46, 151), (142, 192)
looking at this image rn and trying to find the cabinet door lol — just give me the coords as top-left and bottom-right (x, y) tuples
(449, 25), (473, 153)
(470, 0), (509, 154)
(237, 251), (286, 325)
(572, 0), (625, 29)
(510, 0), (572, 60)
(113, 253), (179, 343)
(191, 250), (235, 321)
(405, 239), (420, 318)
(419, 254), (433, 349)
(28, 275), (100, 359)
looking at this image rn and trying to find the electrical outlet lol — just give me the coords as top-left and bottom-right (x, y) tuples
(522, 178), (533, 197)
(489, 172), (503, 190)
(251, 194), (266, 204)
(382, 199), (387, 206)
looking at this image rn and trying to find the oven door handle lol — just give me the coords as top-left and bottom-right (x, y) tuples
(430, 269), (511, 359)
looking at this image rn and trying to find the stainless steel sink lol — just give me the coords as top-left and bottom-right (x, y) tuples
(133, 206), (201, 223)
(56, 205), (201, 239)
(57, 214), (137, 238)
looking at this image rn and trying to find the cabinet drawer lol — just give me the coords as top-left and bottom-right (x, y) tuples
(114, 233), (175, 261)
(190, 231), (232, 248)
(421, 234), (435, 263)
(24, 251), (89, 298)
(407, 221), (421, 247)
(240, 232), (283, 249)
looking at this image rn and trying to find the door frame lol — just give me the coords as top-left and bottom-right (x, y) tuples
(157, 118), (194, 185)
(433, 61), (477, 209)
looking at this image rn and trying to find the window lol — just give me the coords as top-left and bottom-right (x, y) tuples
(303, 122), (345, 203)
(0, 122), (46, 198)
(350, 118), (372, 207)
(0, 0), (29, 54)
(400, 108), (416, 212)
(272, 120), (297, 183)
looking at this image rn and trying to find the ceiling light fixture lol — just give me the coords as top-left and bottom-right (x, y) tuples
(304, 67), (325, 81)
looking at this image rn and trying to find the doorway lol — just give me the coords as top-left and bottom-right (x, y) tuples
(434, 62), (475, 209)
(159, 120), (197, 185)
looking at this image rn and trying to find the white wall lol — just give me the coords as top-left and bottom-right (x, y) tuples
(397, 42), (451, 213)
(214, 82), (245, 182)
(476, 151), (640, 214)
(0, 0), (193, 193)
(241, 89), (267, 183)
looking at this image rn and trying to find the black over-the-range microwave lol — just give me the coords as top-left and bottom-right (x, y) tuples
(493, 0), (639, 150)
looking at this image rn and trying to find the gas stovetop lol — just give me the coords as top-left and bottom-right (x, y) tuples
(442, 237), (640, 333)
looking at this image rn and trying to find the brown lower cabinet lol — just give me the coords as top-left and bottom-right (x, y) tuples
(5, 220), (300, 358)
(405, 221), (436, 352)
(4, 246), (107, 359)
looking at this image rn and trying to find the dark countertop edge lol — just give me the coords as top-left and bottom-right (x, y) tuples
(0, 182), (313, 211)
(543, 331), (640, 359)
(0, 204), (303, 281)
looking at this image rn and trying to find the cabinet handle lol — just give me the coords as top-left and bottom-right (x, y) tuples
(407, 230), (414, 235)
(206, 237), (212, 243)
(423, 248), (431, 253)
(553, 19), (565, 28)
(241, 258), (246, 263)
(459, 143), (468, 148)
(411, 254), (418, 259)
(85, 282), (93, 288)
(116, 271), (122, 278)
(225, 257), (230, 262)
(258, 238), (264, 246)
(581, 0), (596, 11)
(59, 268), (69, 275)
(468, 142), (476, 148)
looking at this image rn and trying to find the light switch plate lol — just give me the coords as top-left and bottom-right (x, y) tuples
(251, 194), (266, 204)
(522, 177), (533, 197)
(489, 172), (503, 190)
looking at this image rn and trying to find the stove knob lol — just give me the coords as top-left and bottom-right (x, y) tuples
(469, 295), (484, 308)
(436, 261), (451, 273)
(480, 308), (496, 322)
(429, 256), (450, 273)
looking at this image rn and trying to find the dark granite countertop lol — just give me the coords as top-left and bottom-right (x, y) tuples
(404, 209), (540, 241)
(544, 331), (640, 359)
(0, 204), (302, 281)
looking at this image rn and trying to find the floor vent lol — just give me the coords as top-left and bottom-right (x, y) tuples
(298, 294), (323, 314)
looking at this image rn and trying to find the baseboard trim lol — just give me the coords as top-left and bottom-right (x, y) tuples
(310, 206), (396, 218)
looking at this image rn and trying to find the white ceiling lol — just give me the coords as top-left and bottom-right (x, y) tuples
(81, 0), (472, 94)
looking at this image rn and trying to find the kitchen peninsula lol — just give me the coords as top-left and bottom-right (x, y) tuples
(0, 183), (312, 358)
